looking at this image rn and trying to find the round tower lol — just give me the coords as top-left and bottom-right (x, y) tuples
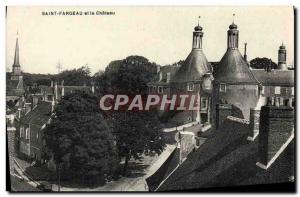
(278, 43), (288, 70)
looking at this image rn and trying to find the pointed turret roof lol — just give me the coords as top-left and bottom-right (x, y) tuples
(214, 49), (258, 84)
(173, 50), (212, 82)
(13, 37), (20, 67)
(172, 23), (212, 83)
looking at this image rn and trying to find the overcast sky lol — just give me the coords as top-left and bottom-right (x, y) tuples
(6, 6), (294, 74)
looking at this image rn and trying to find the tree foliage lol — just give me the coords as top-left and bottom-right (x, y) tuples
(250, 57), (278, 69)
(56, 66), (91, 86)
(43, 91), (118, 185)
(98, 55), (165, 174)
(98, 56), (158, 94)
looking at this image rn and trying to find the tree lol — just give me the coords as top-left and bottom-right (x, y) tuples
(99, 56), (158, 94)
(99, 56), (165, 175)
(43, 91), (118, 185)
(108, 110), (165, 175)
(250, 57), (278, 69)
(55, 66), (91, 86)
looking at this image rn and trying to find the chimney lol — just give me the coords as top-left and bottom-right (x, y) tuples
(156, 65), (160, 74)
(54, 81), (58, 100)
(61, 80), (65, 97)
(244, 43), (247, 62)
(51, 95), (55, 113)
(256, 101), (294, 170)
(25, 103), (32, 114)
(91, 81), (95, 94)
(32, 95), (39, 107)
(265, 59), (272, 72)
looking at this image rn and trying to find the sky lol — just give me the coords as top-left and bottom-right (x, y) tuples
(6, 6), (294, 74)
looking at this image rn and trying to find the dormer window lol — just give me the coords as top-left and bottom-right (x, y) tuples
(25, 128), (29, 140)
(275, 86), (281, 95)
(158, 86), (163, 93)
(220, 83), (226, 92)
(159, 72), (163, 82)
(187, 83), (194, 91)
(166, 72), (171, 83)
(291, 87), (294, 96)
(200, 97), (208, 110)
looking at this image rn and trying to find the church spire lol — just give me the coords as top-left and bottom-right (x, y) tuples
(13, 32), (20, 67)
(11, 32), (22, 78)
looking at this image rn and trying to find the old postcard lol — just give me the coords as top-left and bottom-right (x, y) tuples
(6, 6), (295, 192)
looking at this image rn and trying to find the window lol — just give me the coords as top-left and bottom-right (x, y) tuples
(25, 128), (29, 140)
(36, 132), (39, 140)
(158, 86), (163, 93)
(187, 83), (194, 91)
(220, 83), (226, 92)
(275, 86), (281, 95)
(153, 86), (157, 92)
(200, 97), (208, 110)
(291, 87), (294, 96)
(159, 72), (163, 81)
(166, 72), (171, 83)
(187, 116), (192, 121)
(20, 127), (24, 138)
(261, 86), (265, 94)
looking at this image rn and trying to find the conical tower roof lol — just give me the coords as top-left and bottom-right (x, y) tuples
(173, 23), (212, 83)
(214, 49), (258, 84)
(13, 37), (20, 67)
(173, 50), (212, 82)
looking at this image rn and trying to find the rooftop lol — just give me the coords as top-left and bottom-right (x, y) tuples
(20, 101), (52, 127)
(214, 49), (258, 84)
(251, 69), (294, 86)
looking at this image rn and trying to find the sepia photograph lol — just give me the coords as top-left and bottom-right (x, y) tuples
(5, 6), (295, 192)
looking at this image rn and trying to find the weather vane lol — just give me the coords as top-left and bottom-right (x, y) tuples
(233, 13), (236, 23)
(198, 16), (201, 26)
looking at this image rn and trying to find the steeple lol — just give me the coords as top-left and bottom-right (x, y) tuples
(192, 16), (203, 50)
(11, 32), (22, 78)
(227, 14), (239, 49)
(13, 35), (20, 66)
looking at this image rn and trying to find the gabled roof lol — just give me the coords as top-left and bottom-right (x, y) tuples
(155, 119), (294, 191)
(251, 69), (294, 86)
(172, 50), (212, 83)
(214, 49), (258, 84)
(20, 101), (52, 127)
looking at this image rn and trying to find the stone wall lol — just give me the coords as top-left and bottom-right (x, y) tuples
(7, 127), (16, 174)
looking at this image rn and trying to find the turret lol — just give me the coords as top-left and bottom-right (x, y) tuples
(278, 43), (288, 70)
(192, 17), (203, 50)
(227, 22), (239, 49)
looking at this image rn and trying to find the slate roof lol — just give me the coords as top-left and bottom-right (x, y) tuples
(214, 49), (258, 84)
(251, 69), (294, 86)
(20, 101), (52, 127)
(6, 79), (24, 97)
(172, 50), (212, 83)
(152, 119), (294, 191)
